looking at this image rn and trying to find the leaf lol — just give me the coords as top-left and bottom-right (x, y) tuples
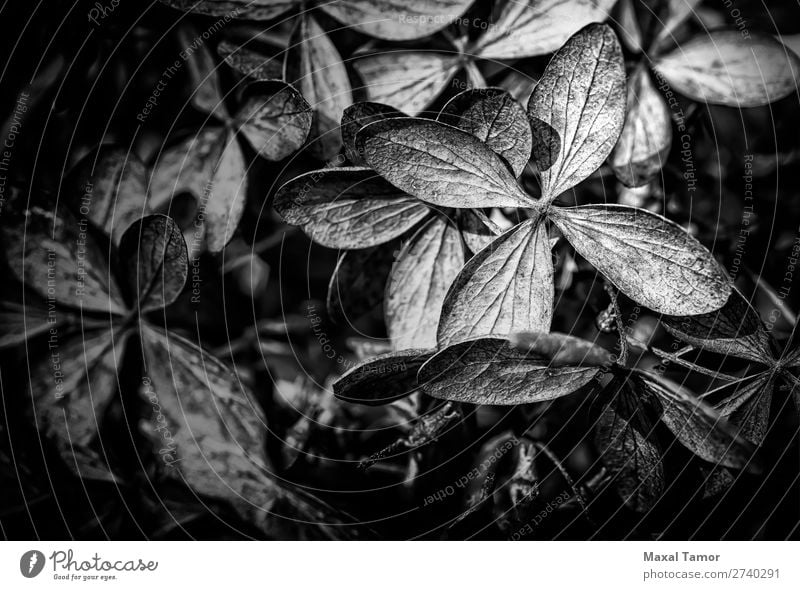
(652, 0), (704, 50)
(0, 301), (57, 349)
(527, 23), (626, 201)
(419, 337), (601, 405)
(509, 331), (614, 367)
(327, 240), (399, 322)
(596, 397), (663, 512)
(724, 379), (774, 446)
(274, 167), (429, 249)
(353, 52), (460, 116)
(29, 327), (128, 481)
(284, 14), (353, 160)
(610, 67), (672, 187)
(176, 22), (228, 120)
(439, 88), (533, 177)
(332, 349), (434, 405)
(615, 0), (643, 54)
(662, 288), (774, 364)
(140, 324), (281, 527)
(203, 131), (247, 253)
(550, 205), (731, 315)
(319, 0), (474, 41)
(474, 0), (617, 60)
(357, 117), (535, 209)
(2, 207), (127, 315)
(385, 216), (465, 349)
(217, 39), (283, 81)
(118, 215), (188, 313)
(341, 102), (405, 166)
(457, 209), (501, 254)
(68, 146), (149, 244)
(654, 31), (800, 107)
(234, 81), (313, 160)
(638, 372), (759, 473)
(158, 0), (294, 21)
(437, 220), (553, 347)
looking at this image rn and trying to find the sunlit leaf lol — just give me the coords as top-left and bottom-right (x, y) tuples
(550, 205), (731, 315)
(528, 23), (626, 201)
(333, 349), (434, 405)
(275, 167), (429, 249)
(457, 209), (501, 254)
(357, 117), (535, 208)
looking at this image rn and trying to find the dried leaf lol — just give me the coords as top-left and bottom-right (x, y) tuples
(158, 0), (294, 21)
(528, 23), (626, 201)
(234, 81), (312, 160)
(319, 0), (473, 41)
(118, 215), (188, 313)
(419, 337), (600, 405)
(68, 146), (149, 244)
(217, 39), (283, 81)
(662, 288), (774, 364)
(654, 31), (800, 107)
(332, 349), (433, 405)
(386, 216), (465, 349)
(440, 88), (533, 177)
(457, 209), (501, 254)
(284, 14), (353, 160)
(341, 102), (405, 166)
(353, 52), (460, 116)
(610, 67), (672, 187)
(3, 207), (127, 315)
(550, 205), (731, 315)
(475, 0), (617, 60)
(639, 372), (759, 473)
(438, 220), (553, 347)
(140, 324), (281, 528)
(275, 167), (430, 249)
(357, 117), (535, 209)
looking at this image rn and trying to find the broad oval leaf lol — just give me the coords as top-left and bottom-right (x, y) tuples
(386, 216), (465, 349)
(353, 51), (460, 116)
(528, 23), (626, 202)
(509, 331), (614, 367)
(357, 117), (535, 209)
(284, 14), (353, 161)
(2, 207), (127, 315)
(550, 205), (731, 315)
(319, 0), (473, 41)
(158, 0), (294, 20)
(140, 324), (281, 527)
(440, 88), (533, 177)
(662, 288), (774, 364)
(274, 167), (430, 249)
(419, 337), (600, 405)
(332, 349), (434, 405)
(341, 102), (406, 166)
(638, 372), (760, 473)
(610, 67), (672, 187)
(457, 209), (501, 254)
(118, 215), (188, 313)
(217, 39), (283, 81)
(234, 81), (312, 161)
(654, 31), (800, 107)
(438, 220), (553, 347)
(474, 0), (617, 60)
(68, 146), (149, 244)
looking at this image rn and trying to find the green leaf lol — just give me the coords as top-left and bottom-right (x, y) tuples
(550, 205), (731, 315)
(610, 67), (672, 187)
(332, 349), (434, 405)
(654, 31), (800, 107)
(474, 0), (617, 59)
(440, 88), (533, 177)
(357, 117), (535, 209)
(528, 23), (626, 201)
(140, 324), (281, 528)
(420, 336), (600, 405)
(274, 167), (429, 249)
(353, 52), (460, 116)
(118, 215), (188, 313)
(386, 216), (465, 349)
(438, 220), (553, 347)
(234, 81), (312, 161)
(341, 102), (406, 166)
